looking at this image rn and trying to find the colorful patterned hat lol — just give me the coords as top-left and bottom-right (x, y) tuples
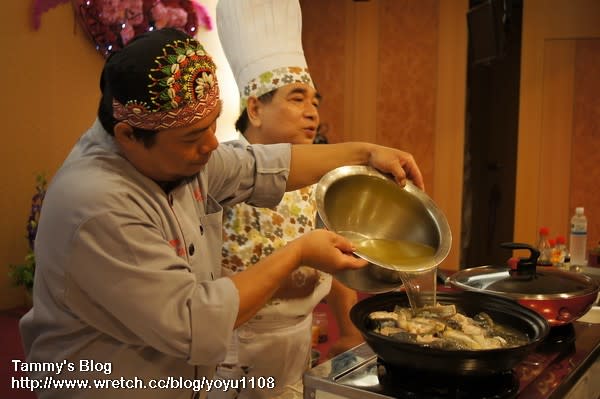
(216, 0), (314, 112)
(101, 28), (220, 131)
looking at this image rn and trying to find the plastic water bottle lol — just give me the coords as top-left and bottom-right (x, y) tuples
(569, 207), (588, 267)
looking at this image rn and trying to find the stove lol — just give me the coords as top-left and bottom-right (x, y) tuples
(376, 358), (520, 398)
(304, 321), (600, 399)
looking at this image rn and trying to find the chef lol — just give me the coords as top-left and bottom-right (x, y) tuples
(19, 27), (423, 399)
(213, 1), (366, 397)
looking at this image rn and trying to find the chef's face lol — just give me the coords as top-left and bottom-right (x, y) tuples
(249, 83), (320, 145)
(115, 102), (221, 182)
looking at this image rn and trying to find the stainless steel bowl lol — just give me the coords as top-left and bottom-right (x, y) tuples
(315, 166), (451, 293)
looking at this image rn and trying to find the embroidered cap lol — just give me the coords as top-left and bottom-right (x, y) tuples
(101, 28), (220, 131)
(216, 0), (314, 112)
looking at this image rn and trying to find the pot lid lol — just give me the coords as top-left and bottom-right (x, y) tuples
(448, 242), (599, 300)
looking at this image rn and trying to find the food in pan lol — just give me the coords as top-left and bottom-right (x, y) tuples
(368, 303), (529, 350)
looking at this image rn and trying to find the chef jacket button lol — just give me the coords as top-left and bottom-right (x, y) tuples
(238, 328), (256, 342)
(188, 244), (195, 256)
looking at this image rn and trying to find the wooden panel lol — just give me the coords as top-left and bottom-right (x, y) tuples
(572, 40), (600, 249)
(343, 0), (378, 143)
(433, 0), (468, 270)
(300, 0), (346, 144)
(514, 0), (545, 243)
(538, 40), (575, 238)
(515, 0), (600, 247)
(377, 0), (439, 191)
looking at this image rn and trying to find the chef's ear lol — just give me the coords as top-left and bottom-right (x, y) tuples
(113, 122), (137, 148)
(246, 96), (262, 128)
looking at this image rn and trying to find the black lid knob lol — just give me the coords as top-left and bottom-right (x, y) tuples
(500, 242), (539, 275)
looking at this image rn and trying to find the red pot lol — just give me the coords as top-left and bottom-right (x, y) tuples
(447, 243), (599, 327)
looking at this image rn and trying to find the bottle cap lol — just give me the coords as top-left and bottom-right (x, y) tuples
(539, 226), (550, 236)
(548, 238), (556, 247)
(556, 235), (566, 244)
(576, 207), (584, 215)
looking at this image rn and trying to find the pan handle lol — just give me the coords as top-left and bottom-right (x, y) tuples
(436, 269), (450, 285)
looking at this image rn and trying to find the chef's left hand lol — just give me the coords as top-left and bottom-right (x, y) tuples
(367, 144), (425, 190)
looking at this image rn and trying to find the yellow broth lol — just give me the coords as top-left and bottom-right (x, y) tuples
(352, 238), (436, 272)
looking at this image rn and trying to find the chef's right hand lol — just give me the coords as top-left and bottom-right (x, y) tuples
(292, 229), (368, 274)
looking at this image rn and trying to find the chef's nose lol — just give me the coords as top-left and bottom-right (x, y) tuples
(304, 103), (319, 121)
(199, 129), (219, 154)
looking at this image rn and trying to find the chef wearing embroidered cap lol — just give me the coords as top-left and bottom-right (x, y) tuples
(19, 27), (423, 399)
(214, 1), (365, 398)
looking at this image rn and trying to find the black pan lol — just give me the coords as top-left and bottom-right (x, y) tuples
(350, 291), (550, 376)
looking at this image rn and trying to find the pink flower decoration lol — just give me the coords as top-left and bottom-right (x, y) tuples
(119, 23), (136, 45)
(151, 1), (188, 30)
(97, 0), (143, 25)
(71, 0), (211, 58)
(191, 1), (212, 30)
(31, 0), (70, 30)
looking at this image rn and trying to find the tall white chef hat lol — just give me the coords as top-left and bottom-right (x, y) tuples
(216, 0), (314, 112)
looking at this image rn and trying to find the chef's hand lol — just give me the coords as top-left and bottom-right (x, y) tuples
(367, 144), (425, 190)
(291, 230), (367, 274)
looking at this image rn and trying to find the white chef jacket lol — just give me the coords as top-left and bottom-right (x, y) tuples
(19, 119), (291, 399)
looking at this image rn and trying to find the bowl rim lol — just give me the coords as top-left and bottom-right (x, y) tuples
(315, 165), (452, 272)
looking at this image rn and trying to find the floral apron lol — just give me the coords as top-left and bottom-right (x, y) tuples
(215, 187), (332, 399)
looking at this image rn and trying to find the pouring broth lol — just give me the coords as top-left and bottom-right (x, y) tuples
(353, 238), (436, 271)
(399, 268), (438, 311)
(341, 233), (439, 310)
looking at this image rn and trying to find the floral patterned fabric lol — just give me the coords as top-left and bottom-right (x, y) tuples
(240, 66), (314, 112)
(222, 186), (332, 318)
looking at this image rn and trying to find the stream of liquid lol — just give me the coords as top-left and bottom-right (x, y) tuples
(399, 268), (438, 311)
(346, 235), (439, 311)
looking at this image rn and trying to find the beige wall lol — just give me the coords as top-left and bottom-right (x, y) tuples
(1, 2), (103, 309)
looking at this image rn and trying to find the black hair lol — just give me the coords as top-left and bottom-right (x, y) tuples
(235, 90), (277, 133)
(313, 123), (329, 144)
